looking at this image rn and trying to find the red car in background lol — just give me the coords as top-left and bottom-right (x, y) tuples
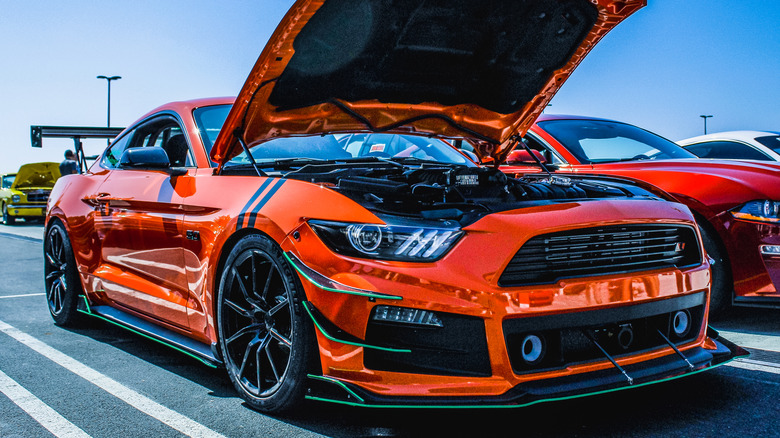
(503, 115), (780, 312)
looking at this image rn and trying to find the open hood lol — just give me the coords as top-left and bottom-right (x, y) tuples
(211, 0), (645, 165)
(12, 162), (60, 189)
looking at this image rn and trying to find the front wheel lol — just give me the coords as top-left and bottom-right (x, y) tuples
(44, 221), (83, 326)
(699, 224), (732, 316)
(2, 204), (15, 225)
(216, 234), (314, 413)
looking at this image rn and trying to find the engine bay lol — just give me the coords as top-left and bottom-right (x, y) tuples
(274, 161), (656, 226)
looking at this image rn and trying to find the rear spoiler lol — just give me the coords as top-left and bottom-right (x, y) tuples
(31, 125), (125, 173)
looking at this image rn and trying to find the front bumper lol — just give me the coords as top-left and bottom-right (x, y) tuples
(305, 328), (745, 408)
(7, 203), (47, 217)
(725, 218), (780, 304)
(286, 248), (738, 406)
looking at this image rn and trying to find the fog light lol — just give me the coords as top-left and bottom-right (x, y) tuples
(520, 334), (545, 365)
(372, 305), (443, 327)
(672, 310), (691, 338)
(616, 324), (634, 350)
(760, 245), (780, 256)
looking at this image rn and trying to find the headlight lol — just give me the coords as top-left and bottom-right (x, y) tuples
(731, 200), (780, 223)
(309, 220), (463, 261)
(12, 195), (20, 203)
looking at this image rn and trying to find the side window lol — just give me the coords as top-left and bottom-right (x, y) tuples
(102, 132), (134, 169)
(687, 141), (772, 161)
(154, 125), (194, 167)
(101, 116), (194, 169)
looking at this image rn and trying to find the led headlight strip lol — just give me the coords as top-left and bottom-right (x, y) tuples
(731, 200), (780, 223)
(308, 220), (463, 262)
(283, 252), (402, 301)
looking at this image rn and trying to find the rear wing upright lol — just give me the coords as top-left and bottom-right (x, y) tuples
(30, 125), (125, 173)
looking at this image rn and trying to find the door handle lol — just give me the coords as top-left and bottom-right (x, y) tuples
(82, 193), (114, 215)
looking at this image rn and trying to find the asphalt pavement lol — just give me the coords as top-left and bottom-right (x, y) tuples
(0, 223), (778, 438)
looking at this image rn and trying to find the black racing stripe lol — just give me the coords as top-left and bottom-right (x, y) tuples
(236, 178), (275, 230)
(246, 179), (287, 229)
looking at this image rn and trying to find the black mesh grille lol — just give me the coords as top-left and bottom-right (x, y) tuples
(499, 224), (701, 286)
(364, 311), (491, 377)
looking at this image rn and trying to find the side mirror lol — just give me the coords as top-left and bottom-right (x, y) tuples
(119, 147), (187, 176)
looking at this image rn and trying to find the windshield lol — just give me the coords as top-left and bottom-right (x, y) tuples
(538, 119), (697, 164)
(194, 104), (471, 168)
(2, 175), (14, 189)
(193, 104), (231, 157)
(755, 134), (780, 154)
(228, 132), (472, 167)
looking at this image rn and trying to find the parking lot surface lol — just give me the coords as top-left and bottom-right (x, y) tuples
(1, 223), (778, 437)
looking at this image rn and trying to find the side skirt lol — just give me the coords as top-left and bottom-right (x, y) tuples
(733, 296), (780, 309)
(76, 295), (222, 368)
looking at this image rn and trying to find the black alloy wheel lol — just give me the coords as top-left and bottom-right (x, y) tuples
(217, 234), (314, 413)
(44, 221), (82, 325)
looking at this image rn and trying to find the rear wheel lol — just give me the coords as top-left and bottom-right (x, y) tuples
(216, 234), (314, 413)
(44, 221), (83, 325)
(698, 224), (731, 316)
(2, 203), (15, 225)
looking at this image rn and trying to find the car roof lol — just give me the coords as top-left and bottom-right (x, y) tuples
(677, 130), (780, 145)
(535, 114), (621, 123)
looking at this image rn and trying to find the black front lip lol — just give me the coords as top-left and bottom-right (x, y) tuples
(306, 329), (747, 408)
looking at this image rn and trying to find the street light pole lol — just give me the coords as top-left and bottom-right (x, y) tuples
(699, 114), (713, 135)
(96, 75), (121, 127)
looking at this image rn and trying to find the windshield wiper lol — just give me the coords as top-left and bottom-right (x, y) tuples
(390, 156), (459, 167)
(255, 157), (332, 169)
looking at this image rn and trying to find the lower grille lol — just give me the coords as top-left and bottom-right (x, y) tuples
(503, 292), (706, 374)
(499, 224), (701, 286)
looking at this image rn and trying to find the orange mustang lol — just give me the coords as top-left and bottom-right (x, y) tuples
(44, 0), (743, 413)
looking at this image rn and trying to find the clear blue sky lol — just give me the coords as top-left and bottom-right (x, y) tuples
(1, 0), (778, 173)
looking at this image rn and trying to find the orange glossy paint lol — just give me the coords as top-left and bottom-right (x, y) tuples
(43, 0), (742, 408)
(46, 97), (724, 401)
(211, 0), (646, 165)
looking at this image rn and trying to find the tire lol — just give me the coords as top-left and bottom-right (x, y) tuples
(216, 234), (314, 413)
(698, 223), (732, 316)
(2, 204), (15, 225)
(44, 221), (83, 326)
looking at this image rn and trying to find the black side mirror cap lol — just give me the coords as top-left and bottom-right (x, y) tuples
(119, 147), (171, 169)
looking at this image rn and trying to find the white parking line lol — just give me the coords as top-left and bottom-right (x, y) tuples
(717, 330), (780, 353)
(727, 358), (780, 375)
(0, 319), (225, 438)
(0, 293), (45, 299)
(0, 369), (91, 438)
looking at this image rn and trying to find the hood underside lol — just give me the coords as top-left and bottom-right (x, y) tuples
(12, 162), (59, 189)
(212, 0), (644, 165)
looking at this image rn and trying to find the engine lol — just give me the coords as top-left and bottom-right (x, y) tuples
(285, 162), (650, 226)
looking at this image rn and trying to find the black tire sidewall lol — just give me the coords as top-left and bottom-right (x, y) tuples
(45, 221), (82, 326)
(216, 234), (314, 414)
(3, 204), (15, 225)
(698, 223), (732, 316)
